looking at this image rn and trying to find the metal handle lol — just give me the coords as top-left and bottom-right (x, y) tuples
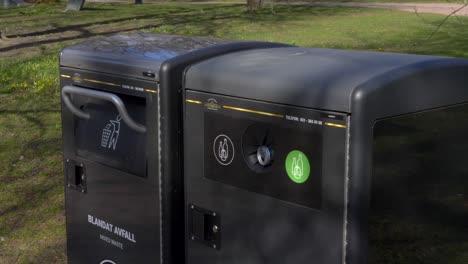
(61, 86), (146, 133)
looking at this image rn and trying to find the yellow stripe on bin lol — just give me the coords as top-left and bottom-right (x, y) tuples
(324, 122), (347, 129)
(222, 105), (283, 118)
(83, 78), (120, 87)
(186, 99), (203, 104)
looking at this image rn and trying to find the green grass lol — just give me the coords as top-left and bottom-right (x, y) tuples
(2, 2), (468, 263)
(208, 0), (468, 3)
(0, 63), (64, 263)
(271, 0), (468, 3)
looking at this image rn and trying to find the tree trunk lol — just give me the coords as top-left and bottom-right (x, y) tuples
(247, 0), (263, 11)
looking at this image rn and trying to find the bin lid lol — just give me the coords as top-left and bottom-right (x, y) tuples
(185, 47), (465, 113)
(60, 33), (229, 81)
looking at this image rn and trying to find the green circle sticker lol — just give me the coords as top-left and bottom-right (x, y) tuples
(285, 150), (311, 184)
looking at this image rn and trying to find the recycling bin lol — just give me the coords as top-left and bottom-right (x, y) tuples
(182, 47), (468, 264)
(59, 33), (288, 264)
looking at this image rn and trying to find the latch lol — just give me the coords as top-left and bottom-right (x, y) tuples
(189, 204), (221, 250)
(65, 159), (87, 193)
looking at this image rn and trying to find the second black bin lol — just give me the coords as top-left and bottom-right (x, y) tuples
(183, 47), (468, 264)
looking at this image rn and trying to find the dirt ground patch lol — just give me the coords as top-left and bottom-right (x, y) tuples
(278, 2), (468, 16)
(183, 1), (468, 15)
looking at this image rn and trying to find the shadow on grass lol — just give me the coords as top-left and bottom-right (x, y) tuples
(5, 4), (240, 38)
(0, 5), (358, 53)
(0, 109), (60, 185)
(0, 97), (64, 262)
(80, 7), (117, 11)
(0, 6), (243, 52)
(29, 240), (66, 263)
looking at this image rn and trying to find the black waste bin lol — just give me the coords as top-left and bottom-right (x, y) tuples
(60, 33), (288, 264)
(182, 47), (468, 264)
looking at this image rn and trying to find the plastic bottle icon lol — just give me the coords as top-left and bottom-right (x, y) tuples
(219, 138), (229, 161)
(291, 154), (304, 179)
(285, 150), (310, 183)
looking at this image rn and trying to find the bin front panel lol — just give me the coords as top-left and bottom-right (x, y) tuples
(184, 90), (349, 264)
(61, 70), (160, 264)
(73, 94), (147, 177)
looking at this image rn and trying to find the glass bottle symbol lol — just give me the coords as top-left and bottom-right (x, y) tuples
(218, 138), (229, 161)
(291, 154), (304, 179)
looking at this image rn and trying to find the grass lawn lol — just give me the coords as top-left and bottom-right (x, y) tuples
(210, 0), (468, 3)
(1, 2), (468, 263)
(272, 0), (468, 3)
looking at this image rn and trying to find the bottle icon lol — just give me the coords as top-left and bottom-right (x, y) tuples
(219, 138), (229, 161)
(213, 135), (235, 166)
(291, 154), (304, 179)
(286, 150), (310, 184)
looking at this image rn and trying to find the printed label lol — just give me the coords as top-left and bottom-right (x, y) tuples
(100, 234), (123, 250)
(205, 98), (221, 111)
(88, 215), (136, 243)
(72, 73), (82, 83)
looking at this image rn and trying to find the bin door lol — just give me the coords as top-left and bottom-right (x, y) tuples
(64, 160), (159, 264)
(184, 91), (349, 264)
(62, 85), (147, 177)
(61, 84), (160, 264)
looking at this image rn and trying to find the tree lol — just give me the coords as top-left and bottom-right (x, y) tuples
(247, 0), (264, 11)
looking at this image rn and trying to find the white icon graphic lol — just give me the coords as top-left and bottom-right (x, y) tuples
(101, 115), (122, 150)
(213, 135), (234, 165)
(219, 138), (229, 161)
(205, 98), (221, 111)
(291, 154), (304, 179)
(100, 260), (116, 264)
